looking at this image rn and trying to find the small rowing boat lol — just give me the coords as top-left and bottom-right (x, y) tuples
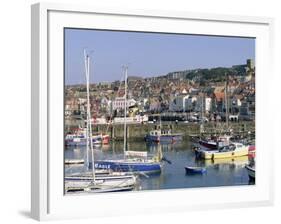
(185, 166), (206, 174)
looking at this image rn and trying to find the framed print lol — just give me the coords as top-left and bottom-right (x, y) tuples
(31, 2), (274, 221)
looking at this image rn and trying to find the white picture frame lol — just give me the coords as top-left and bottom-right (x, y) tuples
(31, 2), (274, 221)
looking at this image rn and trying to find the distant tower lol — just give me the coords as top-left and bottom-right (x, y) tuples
(247, 59), (254, 70)
(245, 59), (255, 81)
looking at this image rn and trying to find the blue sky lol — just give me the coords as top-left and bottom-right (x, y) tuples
(64, 28), (255, 85)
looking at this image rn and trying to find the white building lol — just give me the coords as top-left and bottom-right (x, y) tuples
(112, 97), (136, 110)
(170, 94), (193, 112)
(194, 96), (212, 113)
(205, 97), (212, 112)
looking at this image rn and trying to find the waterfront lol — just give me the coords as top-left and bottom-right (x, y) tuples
(65, 140), (254, 192)
(64, 30), (256, 193)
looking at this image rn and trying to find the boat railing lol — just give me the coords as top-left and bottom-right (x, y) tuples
(125, 150), (148, 158)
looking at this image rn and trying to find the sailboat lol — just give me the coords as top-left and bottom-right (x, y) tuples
(95, 66), (165, 174)
(65, 50), (137, 193)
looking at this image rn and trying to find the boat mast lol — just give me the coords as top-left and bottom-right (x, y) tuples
(225, 73), (229, 130)
(123, 65), (128, 155)
(84, 49), (95, 183)
(200, 92), (204, 135)
(159, 113), (162, 129)
(83, 50), (89, 168)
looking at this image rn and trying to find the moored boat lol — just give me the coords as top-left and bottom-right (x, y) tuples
(96, 66), (169, 174)
(199, 142), (249, 160)
(198, 135), (231, 150)
(65, 51), (137, 194)
(94, 159), (162, 173)
(185, 166), (206, 174)
(145, 129), (183, 143)
(65, 173), (137, 192)
(203, 155), (249, 167)
(245, 158), (255, 180)
(95, 149), (164, 174)
(65, 130), (110, 146)
(245, 165), (255, 180)
(65, 159), (85, 165)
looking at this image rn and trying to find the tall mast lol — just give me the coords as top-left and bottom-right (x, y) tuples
(201, 93), (204, 120)
(123, 66), (128, 155)
(83, 50), (89, 168)
(200, 92), (204, 134)
(225, 73), (229, 129)
(159, 113), (162, 129)
(84, 49), (95, 182)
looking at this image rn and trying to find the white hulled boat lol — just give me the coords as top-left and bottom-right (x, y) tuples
(65, 50), (137, 193)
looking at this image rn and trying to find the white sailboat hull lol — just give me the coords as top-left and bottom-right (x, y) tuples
(65, 174), (137, 192)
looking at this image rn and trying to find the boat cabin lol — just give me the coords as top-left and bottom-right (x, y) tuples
(149, 129), (172, 136)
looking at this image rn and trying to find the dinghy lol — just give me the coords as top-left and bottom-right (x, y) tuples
(185, 166), (206, 174)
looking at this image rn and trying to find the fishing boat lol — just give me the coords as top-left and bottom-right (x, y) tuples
(196, 75), (235, 151)
(145, 113), (183, 143)
(65, 129), (86, 146)
(185, 166), (206, 174)
(65, 129), (106, 146)
(199, 142), (249, 160)
(145, 129), (183, 143)
(65, 50), (137, 193)
(95, 66), (166, 174)
(198, 135), (231, 150)
(203, 155), (249, 167)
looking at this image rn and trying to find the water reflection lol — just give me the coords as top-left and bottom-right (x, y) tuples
(64, 140), (254, 190)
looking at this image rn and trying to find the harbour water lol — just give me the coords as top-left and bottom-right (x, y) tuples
(65, 140), (254, 191)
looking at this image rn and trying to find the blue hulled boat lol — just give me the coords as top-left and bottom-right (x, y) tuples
(94, 66), (167, 174)
(94, 159), (162, 173)
(95, 150), (163, 173)
(185, 166), (206, 174)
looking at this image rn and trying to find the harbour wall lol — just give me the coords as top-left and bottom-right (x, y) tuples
(65, 120), (255, 142)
